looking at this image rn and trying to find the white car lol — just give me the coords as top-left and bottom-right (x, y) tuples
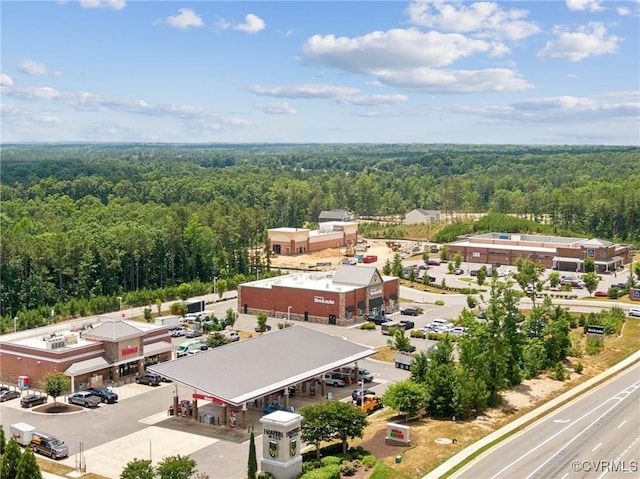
(628, 308), (640, 317)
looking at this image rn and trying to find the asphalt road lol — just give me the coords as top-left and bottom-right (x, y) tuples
(453, 363), (640, 479)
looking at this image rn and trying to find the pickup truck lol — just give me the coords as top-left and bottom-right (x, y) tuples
(68, 391), (101, 408)
(224, 330), (240, 342)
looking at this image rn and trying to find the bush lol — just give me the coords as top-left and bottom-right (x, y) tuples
(552, 362), (566, 381)
(574, 362), (584, 374)
(410, 329), (425, 339)
(300, 464), (341, 479)
(340, 461), (360, 476)
(360, 322), (376, 330)
(435, 300), (445, 306)
(257, 473), (275, 479)
(362, 455), (377, 469)
(320, 456), (342, 467)
(586, 338), (604, 355)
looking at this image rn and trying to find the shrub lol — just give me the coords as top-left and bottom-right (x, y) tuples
(320, 456), (342, 467)
(574, 362), (584, 374)
(258, 473), (275, 479)
(435, 300), (445, 306)
(340, 461), (359, 476)
(362, 455), (377, 469)
(360, 322), (376, 330)
(300, 464), (341, 479)
(586, 338), (604, 355)
(552, 362), (566, 381)
(410, 329), (425, 339)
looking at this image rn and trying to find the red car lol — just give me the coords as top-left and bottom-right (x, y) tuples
(594, 291), (609, 297)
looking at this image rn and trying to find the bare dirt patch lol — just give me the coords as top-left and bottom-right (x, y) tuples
(34, 402), (84, 414)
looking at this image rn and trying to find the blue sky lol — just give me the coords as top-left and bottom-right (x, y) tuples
(1, 0), (639, 144)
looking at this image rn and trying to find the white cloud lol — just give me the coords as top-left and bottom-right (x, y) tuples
(566, 0), (605, 12)
(406, 0), (540, 41)
(377, 67), (531, 93)
(617, 6), (630, 16)
(458, 94), (639, 123)
(249, 84), (360, 100)
(79, 0), (126, 11)
(7, 86), (64, 100)
(304, 28), (492, 72)
(18, 60), (61, 76)
(233, 14), (266, 34)
(256, 102), (296, 114)
(338, 94), (408, 106)
(166, 9), (204, 29)
(537, 23), (619, 62)
(0, 73), (14, 87)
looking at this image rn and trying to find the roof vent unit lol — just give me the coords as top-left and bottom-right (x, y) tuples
(46, 336), (66, 350)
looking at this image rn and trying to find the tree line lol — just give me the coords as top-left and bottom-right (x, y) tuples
(1, 144), (638, 323)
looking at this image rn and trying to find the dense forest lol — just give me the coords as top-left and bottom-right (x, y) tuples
(1, 143), (639, 321)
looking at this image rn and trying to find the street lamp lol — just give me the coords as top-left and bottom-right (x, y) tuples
(213, 277), (218, 296)
(359, 380), (365, 411)
(117, 296), (122, 311)
(287, 306), (292, 322)
(257, 268), (261, 281)
(13, 316), (17, 333)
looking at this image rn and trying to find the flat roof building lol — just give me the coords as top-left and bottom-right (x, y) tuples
(268, 222), (358, 256)
(238, 265), (399, 326)
(447, 232), (633, 272)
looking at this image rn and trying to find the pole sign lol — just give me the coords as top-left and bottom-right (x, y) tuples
(585, 325), (604, 335)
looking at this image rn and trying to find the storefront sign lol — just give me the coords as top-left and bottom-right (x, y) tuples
(264, 429), (284, 440)
(369, 287), (382, 297)
(314, 296), (335, 305)
(121, 345), (138, 356)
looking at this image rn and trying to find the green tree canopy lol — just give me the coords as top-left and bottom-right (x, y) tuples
(43, 372), (70, 404)
(382, 380), (429, 420)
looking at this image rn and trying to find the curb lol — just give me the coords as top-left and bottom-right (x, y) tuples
(424, 350), (640, 479)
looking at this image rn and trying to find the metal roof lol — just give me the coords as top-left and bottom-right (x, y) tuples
(82, 318), (144, 342)
(64, 355), (112, 376)
(147, 326), (376, 407)
(332, 265), (380, 286)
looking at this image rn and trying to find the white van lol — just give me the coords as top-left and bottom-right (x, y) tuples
(335, 366), (374, 383)
(176, 339), (207, 357)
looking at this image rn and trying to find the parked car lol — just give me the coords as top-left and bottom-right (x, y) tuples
(594, 291), (609, 297)
(400, 307), (419, 316)
(319, 373), (346, 387)
(68, 391), (102, 408)
(29, 432), (69, 459)
(451, 326), (468, 337)
(470, 270), (478, 276)
(427, 259), (441, 266)
(170, 326), (189, 337)
(85, 387), (118, 404)
(136, 373), (161, 386)
(454, 268), (464, 275)
(185, 329), (203, 338)
(262, 403), (294, 414)
(254, 324), (272, 332)
(628, 308), (640, 318)
(367, 314), (391, 325)
(20, 394), (47, 408)
(398, 319), (415, 330)
(0, 389), (20, 402)
(352, 388), (376, 401)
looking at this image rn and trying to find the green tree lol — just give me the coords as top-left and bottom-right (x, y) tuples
(514, 259), (546, 307)
(16, 446), (42, 479)
(583, 257), (595, 273)
(43, 372), (70, 405)
(216, 278), (227, 300)
(475, 266), (487, 286)
(393, 328), (412, 352)
(1, 439), (21, 479)
(0, 424), (5, 455)
(120, 458), (155, 479)
(325, 401), (368, 455)
(447, 261), (455, 274)
(548, 271), (561, 289)
(247, 426), (257, 479)
(207, 332), (230, 349)
(452, 372), (489, 420)
(155, 455), (197, 479)
(382, 380), (429, 420)
(256, 311), (268, 333)
(408, 267), (417, 284)
(410, 351), (430, 384)
(439, 245), (449, 262)
(522, 338), (547, 379)
(300, 404), (334, 459)
(581, 272), (599, 296)
(224, 308), (238, 328)
(382, 259), (392, 276)
(453, 252), (462, 269)
(391, 253), (403, 278)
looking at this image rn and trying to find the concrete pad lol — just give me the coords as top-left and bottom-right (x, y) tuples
(60, 426), (218, 479)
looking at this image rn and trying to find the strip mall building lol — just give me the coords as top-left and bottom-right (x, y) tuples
(0, 318), (172, 391)
(447, 233), (634, 273)
(268, 222), (358, 256)
(238, 265), (400, 326)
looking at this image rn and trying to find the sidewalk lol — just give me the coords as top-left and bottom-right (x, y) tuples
(424, 350), (640, 478)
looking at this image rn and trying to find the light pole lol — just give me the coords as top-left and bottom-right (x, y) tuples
(257, 268), (260, 281)
(13, 316), (17, 333)
(359, 380), (364, 411)
(287, 306), (292, 323)
(213, 277), (218, 296)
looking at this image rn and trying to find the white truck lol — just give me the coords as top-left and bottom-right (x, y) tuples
(154, 315), (181, 329)
(394, 352), (414, 370)
(176, 339), (207, 357)
(10, 422), (36, 446)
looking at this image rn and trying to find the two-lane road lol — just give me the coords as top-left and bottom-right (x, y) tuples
(455, 363), (640, 479)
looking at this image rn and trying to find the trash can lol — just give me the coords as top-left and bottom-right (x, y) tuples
(395, 455), (403, 464)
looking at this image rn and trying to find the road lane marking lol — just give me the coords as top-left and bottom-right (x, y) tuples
(553, 419), (571, 424)
(617, 419), (626, 429)
(592, 442), (601, 452)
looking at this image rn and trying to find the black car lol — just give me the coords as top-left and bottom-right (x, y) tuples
(400, 308), (418, 316)
(20, 394), (47, 408)
(86, 387), (118, 404)
(136, 373), (161, 386)
(352, 388), (376, 401)
(398, 320), (415, 330)
(254, 324), (272, 332)
(367, 315), (391, 325)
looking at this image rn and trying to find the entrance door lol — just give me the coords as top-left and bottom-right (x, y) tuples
(328, 314), (337, 325)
